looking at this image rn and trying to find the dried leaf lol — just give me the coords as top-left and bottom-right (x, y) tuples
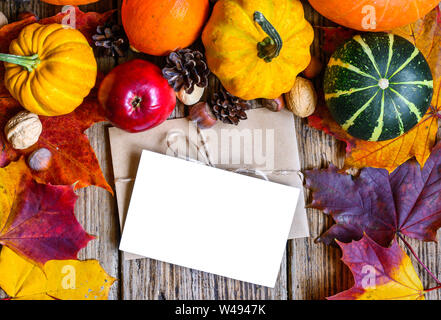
(0, 159), (94, 266)
(305, 141), (441, 247)
(0, 9), (113, 192)
(319, 27), (356, 55)
(329, 236), (424, 300)
(39, 7), (116, 44)
(309, 9), (441, 173)
(0, 246), (116, 300)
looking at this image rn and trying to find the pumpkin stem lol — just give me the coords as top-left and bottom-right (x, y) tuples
(0, 53), (40, 72)
(254, 11), (283, 63)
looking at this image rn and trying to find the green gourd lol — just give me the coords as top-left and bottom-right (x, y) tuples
(324, 33), (433, 141)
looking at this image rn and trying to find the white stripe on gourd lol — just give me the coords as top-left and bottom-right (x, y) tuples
(328, 58), (378, 80)
(389, 88), (423, 121)
(388, 47), (420, 79)
(390, 80), (433, 87)
(390, 98), (405, 135)
(324, 85), (377, 100)
(353, 35), (382, 78)
(385, 34), (394, 77)
(369, 90), (386, 141)
(342, 90), (380, 131)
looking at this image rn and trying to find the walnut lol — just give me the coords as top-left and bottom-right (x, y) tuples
(4, 111), (42, 150)
(285, 77), (317, 118)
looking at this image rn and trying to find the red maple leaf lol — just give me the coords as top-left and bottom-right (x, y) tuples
(305, 141), (441, 247)
(0, 8), (114, 192)
(0, 159), (94, 266)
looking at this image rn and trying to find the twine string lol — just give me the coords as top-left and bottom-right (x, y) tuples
(115, 126), (303, 184)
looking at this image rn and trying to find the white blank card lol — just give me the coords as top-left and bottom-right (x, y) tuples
(119, 150), (300, 287)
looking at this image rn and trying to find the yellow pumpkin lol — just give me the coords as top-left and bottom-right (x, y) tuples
(0, 23), (97, 116)
(202, 0), (314, 100)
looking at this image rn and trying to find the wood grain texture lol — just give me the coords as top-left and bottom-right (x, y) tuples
(0, 0), (440, 300)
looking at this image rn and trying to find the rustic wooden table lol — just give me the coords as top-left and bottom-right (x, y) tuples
(0, 0), (440, 300)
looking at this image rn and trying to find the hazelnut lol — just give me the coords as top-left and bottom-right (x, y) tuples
(262, 96), (285, 112)
(285, 77), (317, 118)
(303, 56), (323, 79)
(188, 102), (217, 129)
(176, 85), (205, 106)
(28, 148), (52, 171)
(4, 111), (43, 150)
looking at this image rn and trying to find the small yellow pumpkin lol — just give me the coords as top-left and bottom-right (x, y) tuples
(202, 0), (314, 100)
(0, 23), (97, 116)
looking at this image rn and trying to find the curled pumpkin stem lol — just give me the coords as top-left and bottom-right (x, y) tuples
(0, 53), (40, 72)
(254, 11), (283, 63)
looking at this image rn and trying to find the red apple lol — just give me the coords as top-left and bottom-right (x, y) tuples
(98, 59), (176, 133)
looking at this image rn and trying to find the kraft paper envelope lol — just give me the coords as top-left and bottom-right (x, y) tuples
(109, 108), (309, 261)
(119, 149), (300, 287)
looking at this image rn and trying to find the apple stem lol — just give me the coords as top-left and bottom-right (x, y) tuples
(397, 233), (441, 285)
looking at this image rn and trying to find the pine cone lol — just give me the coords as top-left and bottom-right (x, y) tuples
(162, 49), (210, 94)
(92, 23), (128, 58)
(210, 87), (251, 125)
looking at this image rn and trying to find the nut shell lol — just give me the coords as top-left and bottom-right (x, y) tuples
(4, 111), (42, 150)
(303, 56), (323, 79)
(188, 102), (217, 129)
(28, 148), (52, 171)
(176, 85), (205, 106)
(0, 11), (8, 28)
(285, 77), (317, 118)
(262, 96), (285, 112)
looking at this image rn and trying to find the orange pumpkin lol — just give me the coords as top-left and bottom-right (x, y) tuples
(309, 0), (439, 31)
(122, 0), (210, 56)
(41, 0), (99, 4)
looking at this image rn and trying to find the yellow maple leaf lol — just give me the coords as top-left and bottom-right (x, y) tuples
(356, 253), (425, 300)
(329, 236), (425, 300)
(0, 159), (29, 231)
(0, 246), (116, 300)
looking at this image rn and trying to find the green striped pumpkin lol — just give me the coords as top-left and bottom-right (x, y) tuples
(324, 33), (433, 142)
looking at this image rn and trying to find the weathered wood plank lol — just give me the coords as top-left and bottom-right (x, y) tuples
(287, 0), (352, 300)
